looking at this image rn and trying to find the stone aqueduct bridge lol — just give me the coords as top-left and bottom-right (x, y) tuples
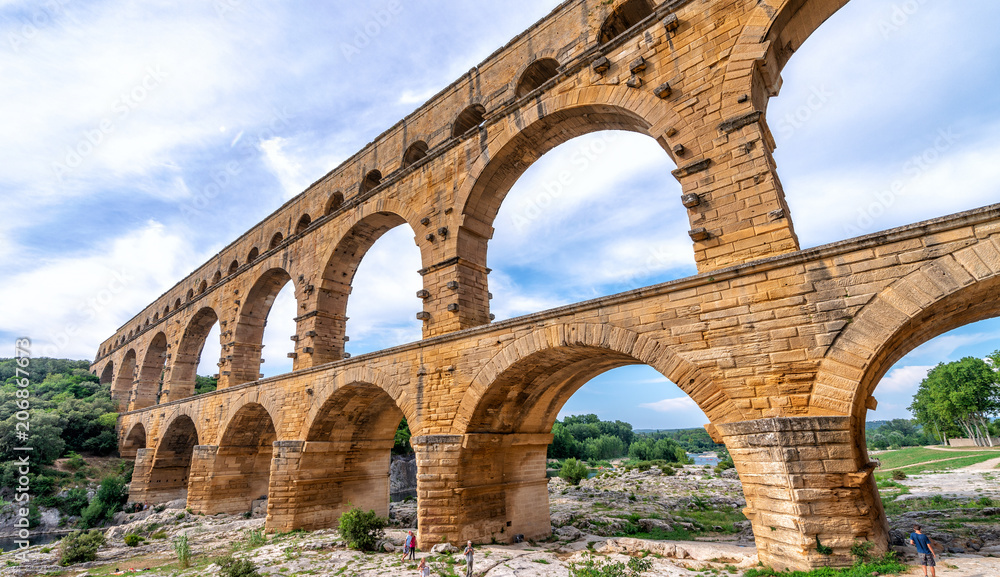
(89, 0), (1000, 569)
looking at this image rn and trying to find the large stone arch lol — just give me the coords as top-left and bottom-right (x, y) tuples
(452, 89), (689, 327)
(441, 321), (739, 545)
(812, 248), (1000, 426)
(455, 322), (743, 434)
(99, 361), (114, 386)
(112, 349), (137, 410)
(133, 332), (168, 411)
(168, 306), (221, 401)
(303, 207), (425, 364)
(188, 402), (278, 515)
(132, 413), (200, 505)
(120, 421), (147, 459)
(265, 366), (411, 533)
(231, 268), (296, 386)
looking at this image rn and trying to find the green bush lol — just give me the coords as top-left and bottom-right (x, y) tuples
(560, 458), (590, 486)
(58, 530), (106, 566)
(891, 470), (907, 480)
(568, 555), (652, 576)
(174, 533), (191, 568)
(217, 555), (262, 577)
(337, 506), (387, 552)
(81, 475), (129, 528)
(59, 487), (90, 517)
(124, 533), (145, 547)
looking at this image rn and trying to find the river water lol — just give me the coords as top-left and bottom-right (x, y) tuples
(0, 531), (68, 553)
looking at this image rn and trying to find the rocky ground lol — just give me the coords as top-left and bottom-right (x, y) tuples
(2, 463), (999, 576)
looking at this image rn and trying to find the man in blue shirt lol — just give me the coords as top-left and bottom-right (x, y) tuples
(909, 524), (936, 576)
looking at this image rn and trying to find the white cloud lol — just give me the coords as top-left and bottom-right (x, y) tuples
(876, 365), (932, 394)
(909, 333), (1000, 362)
(0, 221), (207, 360)
(640, 396), (699, 413)
(344, 226), (423, 355)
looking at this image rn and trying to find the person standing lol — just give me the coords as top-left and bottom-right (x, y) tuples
(464, 541), (475, 577)
(401, 531), (416, 561)
(418, 558), (430, 577)
(909, 524), (936, 577)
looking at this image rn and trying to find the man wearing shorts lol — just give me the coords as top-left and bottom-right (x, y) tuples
(909, 524), (936, 576)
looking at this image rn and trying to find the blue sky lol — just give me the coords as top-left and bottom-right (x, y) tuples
(1, 0), (998, 430)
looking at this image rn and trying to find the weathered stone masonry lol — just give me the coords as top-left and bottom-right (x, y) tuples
(92, 0), (1000, 570)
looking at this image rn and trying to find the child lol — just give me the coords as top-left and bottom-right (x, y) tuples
(418, 558), (430, 577)
(909, 524), (936, 577)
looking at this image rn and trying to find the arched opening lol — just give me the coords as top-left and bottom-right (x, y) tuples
(401, 141), (429, 167)
(269, 232), (284, 250)
(186, 289), (194, 302)
(515, 58), (560, 98)
(134, 332), (168, 410)
(164, 305), (170, 316)
(121, 422), (146, 459)
(174, 298), (182, 310)
(598, 0), (654, 45)
(228, 260), (240, 275)
(455, 337), (716, 544)
(170, 307), (220, 401)
(153, 312), (159, 322)
(212, 271), (222, 285)
(325, 192), (345, 215)
(232, 268), (294, 384)
(247, 247), (259, 263)
(277, 382), (403, 530)
(360, 170), (383, 194)
(767, 1), (1000, 248)
(840, 275), (1000, 432)
(460, 104), (685, 322)
(320, 213), (422, 360)
(112, 349), (136, 410)
(452, 104), (486, 137)
(144, 319), (150, 327)
(145, 415), (199, 504)
(99, 362), (114, 385)
(198, 280), (207, 294)
(295, 214), (312, 235)
(863, 317), (1000, 450)
(196, 403), (277, 515)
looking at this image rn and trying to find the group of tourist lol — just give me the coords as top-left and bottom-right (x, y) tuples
(400, 531), (476, 577)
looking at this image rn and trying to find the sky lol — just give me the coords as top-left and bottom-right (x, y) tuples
(1, 0), (998, 430)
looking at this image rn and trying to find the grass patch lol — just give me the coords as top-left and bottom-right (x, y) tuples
(874, 447), (997, 470)
(744, 553), (907, 577)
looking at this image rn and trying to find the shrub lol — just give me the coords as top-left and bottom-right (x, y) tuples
(58, 530), (106, 566)
(173, 533), (191, 568)
(891, 470), (907, 480)
(60, 487), (90, 517)
(560, 458), (590, 486)
(337, 506), (387, 552)
(241, 529), (266, 550)
(217, 554), (262, 577)
(124, 533), (145, 547)
(850, 539), (875, 564)
(568, 554), (652, 576)
(714, 456), (735, 474)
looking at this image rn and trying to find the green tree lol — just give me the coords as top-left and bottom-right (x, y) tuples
(559, 458), (590, 486)
(910, 356), (1000, 447)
